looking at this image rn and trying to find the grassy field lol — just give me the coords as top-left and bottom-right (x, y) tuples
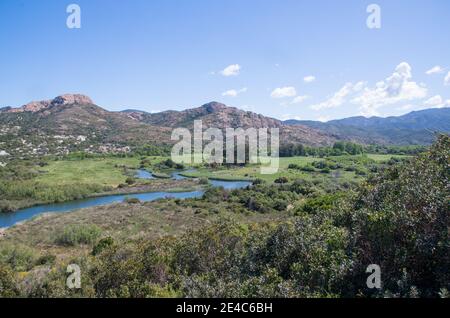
(34, 154), (408, 186)
(182, 154), (409, 183)
(366, 154), (409, 162)
(36, 157), (141, 187)
(0, 153), (409, 214)
(2, 199), (288, 261)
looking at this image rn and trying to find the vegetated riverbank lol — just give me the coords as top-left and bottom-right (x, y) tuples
(0, 155), (191, 213)
(0, 178), (201, 214)
(0, 153), (408, 213)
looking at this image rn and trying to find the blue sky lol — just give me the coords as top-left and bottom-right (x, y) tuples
(0, 0), (449, 121)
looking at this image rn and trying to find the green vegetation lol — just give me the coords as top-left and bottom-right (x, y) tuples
(182, 154), (408, 183)
(54, 224), (102, 246)
(0, 156), (191, 212)
(280, 141), (425, 157)
(0, 135), (448, 298)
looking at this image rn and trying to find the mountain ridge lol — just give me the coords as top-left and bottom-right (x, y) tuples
(284, 107), (450, 145)
(1, 94), (448, 160)
(0, 95), (335, 159)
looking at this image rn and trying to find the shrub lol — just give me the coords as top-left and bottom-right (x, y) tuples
(0, 265), (19, 297)
(124, 197), (141, 204)
(274, 177), (289, 184)
(290, 179), (315, 195)
(35, 254), (56, 266)
(252, 178), (266, 185)
(300, 165), (315, 172)
(347, 135), (450, 297)
(199, 178), (209, 185)
(92, 237), (115, 256)
(0, 243), (38, 271)
(55, 224), (102, 246)
(320, 167), (331, 174)
(273, 199), (288, 211)
(0, 200), (18, 213)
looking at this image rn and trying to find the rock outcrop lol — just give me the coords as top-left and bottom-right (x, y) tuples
(6, 94), (94, 113)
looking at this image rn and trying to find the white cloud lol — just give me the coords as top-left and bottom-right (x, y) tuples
(445, 71), (450, 86)
(353, 81), (366, 92)
(222, 87), (248, 97)
(220, 64), (241, 77)
(425, 65), (444, 75)
(317, 116), (330, 122)
(303, 76), (316, 83)
(270, 86), (297, 98)
(291, 95), (309, 104)
(281, 114), (302, 121)
(424, 95), (449, 108)
(396, 104), (415, 111)
(424, 95), (443, 106)
(351, 62), (427, 116)
(310, 82), (357, 111)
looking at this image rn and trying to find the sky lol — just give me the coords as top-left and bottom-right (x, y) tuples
(0, 0), (449, 121)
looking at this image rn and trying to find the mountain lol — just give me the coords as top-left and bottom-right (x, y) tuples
(121, 102), (336, 146)
(122, 102), (281, 129)
(4, 94), (94, 113)
(0, 96), (334, 159)
(2, 94), (445, 160)
(0, 106), (12, 112)
(284, 108), (450, 145)
(0, 94), (172, 158)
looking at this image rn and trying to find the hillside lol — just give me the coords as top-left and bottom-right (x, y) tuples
(284, 108), (450, 145)
(0, 96), (335, 159)
(3, 94), (446, 161)
(122, 101), (336, 146)
(0, 94), (172, 158)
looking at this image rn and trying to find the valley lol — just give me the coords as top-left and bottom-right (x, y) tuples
(0, 94), (448, 299)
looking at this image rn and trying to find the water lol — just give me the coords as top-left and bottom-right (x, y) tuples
(135, 169), (155, 179)
(0, 173), (251, 228)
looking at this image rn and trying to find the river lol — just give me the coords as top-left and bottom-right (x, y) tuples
(0, 170), (252, 228)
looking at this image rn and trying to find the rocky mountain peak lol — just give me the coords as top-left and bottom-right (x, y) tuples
(51, 94), (93, 106)
(5, 94), (94, 113)
(201, 102), (228, 113)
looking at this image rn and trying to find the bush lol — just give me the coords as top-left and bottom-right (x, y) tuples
(0, 200), (18, 213)
(252, 178), (266, 185)
(0, 243), (38, 271)
(124, 197), (141, 204)
(273, 199), (288, 211)
(35, 254), (56, 266)
(199, 178), (209, 185)
(55, 224), (102, 246)
(320, 167), (331, 174)
(0, 265), (19, 297)
(347, 135), (450, 297)
(274, 177), (289, 184)
(92, 237), (115, 256)
(300, 165), (315, 172)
